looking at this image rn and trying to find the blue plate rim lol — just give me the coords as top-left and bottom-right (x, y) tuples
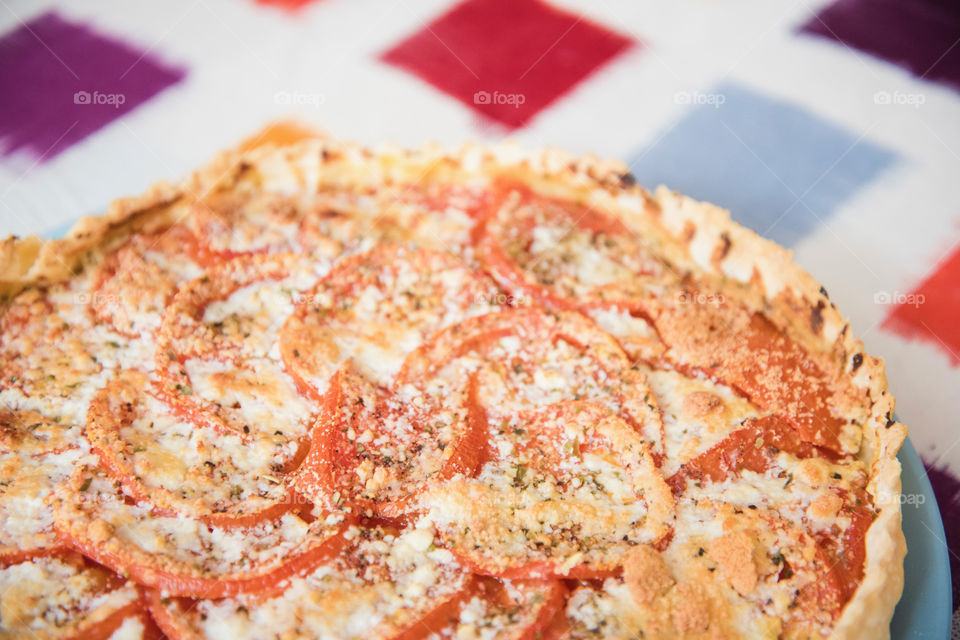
(891, 437), (953, 639)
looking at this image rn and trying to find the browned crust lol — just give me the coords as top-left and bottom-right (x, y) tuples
(0, 137), (906, 639)
(0, 180), (182, 301)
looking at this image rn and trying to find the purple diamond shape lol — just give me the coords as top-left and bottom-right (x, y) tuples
(800, 0), (960, 92)
(0, 11), (186, 162)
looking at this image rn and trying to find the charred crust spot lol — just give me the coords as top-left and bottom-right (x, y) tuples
(851, 353), (863, 372)
(711, 233), (732, 267)
(810, 300), (825, 334)
(618, 171), (638, 189)
(819, 285), (829, 299)
(719, 233), (732, 258)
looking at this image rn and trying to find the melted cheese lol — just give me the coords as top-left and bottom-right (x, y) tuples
(422, 404), (672, 575)
(0, 556), (139, 637)
(162, 526), (468, 640)
(185, 357), (314, 441)
(52, 472), (342, 579)
(0, 447), (88, 552)
(91, 376), (292, 518)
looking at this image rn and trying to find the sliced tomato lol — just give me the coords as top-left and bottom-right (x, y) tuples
(0, 544), (71, 568)
(296, 183), (485, 257)
(279, 245), (505, 400)
(51, 467), (350, 599)
(666, 414), (829, 495)
(395, 577), (567, 640)
(397, 309), (664, 456)
(401, 181), (492, 222)
(156, 252), (300, 363)
(64, 596), (153, 640)
(0, 550), (149, 639)
(90, 225), (204, 337)
(385, 574), (481, 640)
(57, 516), (348, 600)
(666, 411), (874, 625)
(185, 190), (319, 262)
(145, 524), (475, 640)
(476, 183), (667, 313)
(795, 496), (874, 623)
(86, 370), (303, 527)
(474, 184), (858, 454)
(293, 368), (489, 519)
(156, 253), (320, 442)
(539, 606), (572, 640)
(146, 591), (202, 640)
(656, 306), (856, 454)
(423, 402), (673, 579)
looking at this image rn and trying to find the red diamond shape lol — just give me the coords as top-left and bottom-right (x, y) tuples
(380, 0), (635, 129)
(254, 0), (319, 10)
(883, 242), (960, 365)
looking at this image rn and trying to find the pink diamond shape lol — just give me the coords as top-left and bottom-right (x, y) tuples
(380, 0), (636, 129)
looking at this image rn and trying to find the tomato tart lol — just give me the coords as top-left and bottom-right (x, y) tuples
(0, 137), (906, 640)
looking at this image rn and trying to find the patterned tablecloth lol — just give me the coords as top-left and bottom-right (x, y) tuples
(1, 0), (958, 632)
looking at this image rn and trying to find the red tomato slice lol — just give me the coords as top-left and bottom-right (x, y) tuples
(539, 608), (572, 640)
(665, 411), (873, 625)
(64, 596), (153, 640)
(146, 524), (475, 640)
(666, 414), (830, 495)
(423, 402), (673, 579)
(475, 184), (858, 455)
(296, 184), (487, 259)
(655, 306), (856, 454)
(187, 184), (482, 263)
(293, 368), (490, 519)
(146, 591), (200, 640)
(0, 544), (71, 568)
(157, 253), (300, 363)
(476, 183), (667, 313)
(156, 253), (320, 442)
(90, 225), (204, 337)
(397, 309), (664, 457)
(185, 190), (325, 262)
(87, 370), (304, 527)
(395, 577), (567, 640)
(279, 245), (505, 401)
(797, 498), (873, 619)
(0, 551), (149, 639)
(51, 467), (350, 599)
